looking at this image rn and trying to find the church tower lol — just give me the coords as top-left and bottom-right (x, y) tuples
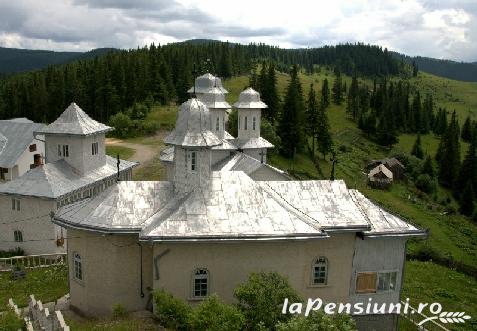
(34, 102), (112, 174)
(233, 88), (274, 163)
(164, 98), (222, 193)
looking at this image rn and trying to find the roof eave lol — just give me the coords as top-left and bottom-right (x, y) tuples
(139, 232), (329, 242)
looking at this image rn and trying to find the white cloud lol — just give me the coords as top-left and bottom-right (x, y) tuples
(0, 0), (475, 61)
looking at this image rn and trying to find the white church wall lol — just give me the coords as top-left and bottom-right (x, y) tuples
(14, 137), (45, 179)
(238, 109), (262, 140)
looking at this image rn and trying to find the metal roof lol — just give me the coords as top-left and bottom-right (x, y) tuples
(224, 131), (235, 140)
(0, 156), (137, 199)
(164, 99), (222, 147)
(231, 137), (274, 149)
(212, 152), (288, 179)
(34, 103), (112, 136)
(233, 88), (267, 109)
(0, 120), (46, 168)
(159, 146), (174, 163)
(187, 73), (228, 94)
(54, 181), (173, 232)
(211, 139), (237, 150)
(368, 164), (393, 179)
(197, 87), (231, 110)
(349, 190), (425, 237)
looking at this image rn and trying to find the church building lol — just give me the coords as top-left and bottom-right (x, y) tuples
(51, 83), (426, 330)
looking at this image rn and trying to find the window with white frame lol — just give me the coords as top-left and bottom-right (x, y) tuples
(253, 117), (256, 130)
(13, 230), (23, 242)
(216, 117), (220, 131)
(377, 271), (397, 292)
(312, 257), (328, 285)
(92, 142), (99, 155)
(11, 198), (20, 211)
(193, 268), (209, 298)
(187, 150), (197, 172)
(58, 144), (69, 157)
(74, 252), (83, 281)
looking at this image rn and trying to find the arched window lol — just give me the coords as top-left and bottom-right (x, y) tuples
(74, 252), (83, 281)
(193, 268), (209, 298)
(312, 257), (328, 285)
(216, 117), (220, 131)
(13, 230), (23, 242)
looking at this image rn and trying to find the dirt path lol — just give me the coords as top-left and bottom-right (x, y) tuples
(106, 138), (157, 166)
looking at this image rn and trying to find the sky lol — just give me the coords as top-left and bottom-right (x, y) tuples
(0, 0), (476, 62)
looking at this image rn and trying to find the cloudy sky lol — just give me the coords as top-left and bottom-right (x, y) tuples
(0, 0), (476, 62)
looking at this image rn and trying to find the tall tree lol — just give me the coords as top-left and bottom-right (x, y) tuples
(264, 63), (279, 123)
(347, 73), (359, 119)
(316, 101), (333, 159)
(278, 65), (305, 158)
(411, 134), (424, 159)
(332, 69), (343, 105)
(437, 111), (461, 187)
(305, 84), (319, 157)
(461, 116), (473, 142)
(321, 78), (330, 108)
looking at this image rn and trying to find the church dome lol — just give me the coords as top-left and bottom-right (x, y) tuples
(164, 98), (222, 147)
(233, 88), (267, 109)
(188, 73), (228, 94)
(199, 87), (231, 109)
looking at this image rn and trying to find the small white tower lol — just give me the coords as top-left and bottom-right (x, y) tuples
(34, 102), (113, 174)
(164, 98), (222, 193)
(233, 88), (274, 163)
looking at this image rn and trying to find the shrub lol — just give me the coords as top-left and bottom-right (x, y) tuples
(276, 311), (356, 331)
(415, 174), (436, 194)
(234, 272), (302, 330)
(261, 118), (281, 152)
(189, 294), (245, 331)
(153, 288), (192, 331)
(0, 247), (24, 258)
(0, 309), (24, 331)
(109, 112), (133, 138)
(111, 303), (128, 319)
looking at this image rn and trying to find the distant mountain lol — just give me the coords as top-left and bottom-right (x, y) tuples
(0, 47), (117, 74)
(392, 52), (477, 82)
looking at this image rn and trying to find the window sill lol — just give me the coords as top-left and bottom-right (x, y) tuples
(72, 277), (85, 287)
(307, 284), (329, 288)
(188, 296), (207, 302)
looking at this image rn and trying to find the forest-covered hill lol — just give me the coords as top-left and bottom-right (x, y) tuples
(0, 47), (116, 74)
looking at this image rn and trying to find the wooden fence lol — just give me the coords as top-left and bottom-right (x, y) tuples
(0, 253), (66, 272)
(400, 301), (451, 331)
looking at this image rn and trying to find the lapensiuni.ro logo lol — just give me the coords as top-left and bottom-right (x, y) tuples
(282, 298), (471, 327)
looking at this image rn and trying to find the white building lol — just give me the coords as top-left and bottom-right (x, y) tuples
(0, 103), (136, 254)
(0, 118), (46, 182)
(53, 97), (426, 331)
(160, 73), (288, 182)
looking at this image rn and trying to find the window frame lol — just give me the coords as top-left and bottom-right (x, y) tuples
(13, 230), (23, 242)
(311, 256), (328, 286)
(215, 117), (220, 131)
(11, 198), (20, 211)
(253, 117), (256, 130)
(91, 142), (99, 155)
(73, 252), (83, 281)
(377, 270), (398, 292)
(192, 268), (209, 299)
(244, 116), (248, 130)
(187, 150), (197, 173)
(29, 144), (37, 152)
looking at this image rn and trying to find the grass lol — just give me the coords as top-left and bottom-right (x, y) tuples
(106, 146), (135, 160)
(402, 260), (477, 330)
(65, 316), (158, 331)
(133, 155), (166, 181)
(0, 265), (68, 311)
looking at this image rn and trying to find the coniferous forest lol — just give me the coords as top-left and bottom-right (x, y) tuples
(0, 41), (401, 124)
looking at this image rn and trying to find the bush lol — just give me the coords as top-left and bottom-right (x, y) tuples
(109, 112), (133, 138)
(234, 272), (302, 330)
(415, 174), (436, 194)
(261, 118), (281, 151)
(153, 288), (192, 331)
(0, 309), (24, 331)
(0, 248), (24, 258)
(276, 311), (356, 331)
(111, 303), (128, 319)
(189, 294), (245, 331)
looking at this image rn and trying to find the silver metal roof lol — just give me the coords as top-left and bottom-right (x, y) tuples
(54, 181), (173, 232)
(224, 131), (235, 140)
(368, 164), (393, 179)
(0, 156), (136, 199)
(197, 87), (231, 110)
(233, 88), (267, 109)
(349, 190), (424, 237)
(188, 73), (228, 94)
(159, 146), (175, 163)
(0, 120), (46, 168)
(164, 99), (222, 147)
(231, 137), (274, 149)
(211, 139), (237, 150)
(34, 103), (113, 136)
(212, 152), (287, 178)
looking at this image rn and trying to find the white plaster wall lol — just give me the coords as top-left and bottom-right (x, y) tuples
(44, 133), (106, 173)
(173, 147), (211, 193)
(67, 230), (152, 316)
(14, 138), (45, 179)
(349, 237), (406, 310)
(208, 109), (226, 140)
(154, 234), (356, 305)
(238, 109), (261, 140)
(0, 195), (64, 254)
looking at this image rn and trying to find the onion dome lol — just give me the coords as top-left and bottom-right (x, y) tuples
(233, 88), (267, 109)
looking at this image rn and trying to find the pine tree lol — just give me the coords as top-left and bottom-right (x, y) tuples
(316, 101), (333, 159)
(422, 155), (435, 177)
(347, 73), (359, 119)
(321, 78), (330, 108)
(265, 63), (279, 123)
(437, 111), (461, 187)
(459, 182), (475, 216)
(278, 65), (305, 158)
(305, 84), (319, 157)
(332, 70), (343, 105)
(376, 112), (398, 147)
(455, 136), (477, 198)
(461, 116), (473, 142)
(411, 134), (424, 159)
(412, 92), (423, 133)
